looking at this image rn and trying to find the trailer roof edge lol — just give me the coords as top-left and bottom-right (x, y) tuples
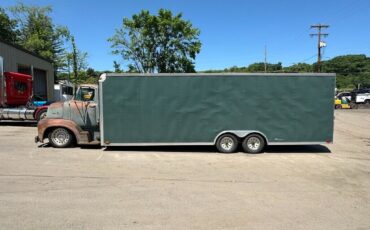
(104, 73), (336, 77)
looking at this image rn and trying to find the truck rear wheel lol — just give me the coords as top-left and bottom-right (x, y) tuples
(242, 134), (265, 153)
(216, 134), (238, 153)
(48, 128), (74, 148)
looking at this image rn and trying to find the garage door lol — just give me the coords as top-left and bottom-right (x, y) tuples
(33, 68), (47, 100)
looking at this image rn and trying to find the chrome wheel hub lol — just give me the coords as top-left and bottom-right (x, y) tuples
(247, 137), (261, 151)
(220, 137), (234, 151)
(51, 128), (70, 146)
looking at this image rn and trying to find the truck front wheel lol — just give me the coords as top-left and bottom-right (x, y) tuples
(48, 128), (74, 148)
(242, 134), (265, 153)
(216, 134), (238, 153)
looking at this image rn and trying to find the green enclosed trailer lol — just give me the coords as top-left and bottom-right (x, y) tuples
(97, 73), (335, 153)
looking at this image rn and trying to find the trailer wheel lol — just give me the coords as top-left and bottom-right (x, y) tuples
(242, 134), (265, 154)
(216, 134), (238, 153)
(48, 128), (74, 148)
(36, 109), (47, 121)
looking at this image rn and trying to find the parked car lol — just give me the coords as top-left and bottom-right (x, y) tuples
(350, 88), (370, 105)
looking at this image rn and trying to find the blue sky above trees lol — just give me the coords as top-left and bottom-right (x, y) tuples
(2, 0), (369, 71)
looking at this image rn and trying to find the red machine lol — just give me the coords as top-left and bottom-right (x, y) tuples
(0, 72), (48, 121)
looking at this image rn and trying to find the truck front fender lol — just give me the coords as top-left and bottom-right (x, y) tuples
(37, 118), (90, 144)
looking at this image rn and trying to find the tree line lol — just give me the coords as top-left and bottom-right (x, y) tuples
(1, 3), (369, 90)
(203, 55), (370, 89)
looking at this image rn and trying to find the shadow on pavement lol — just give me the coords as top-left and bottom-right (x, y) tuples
(37, 143), (102, 150)
(264, 145), (331, 154)
(0, 121), (37, 127)
(104, 145), (216, 153)
(37, 141), (331, 154)
(103, 144), (331, 154)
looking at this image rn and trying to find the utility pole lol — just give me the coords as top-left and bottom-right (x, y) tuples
(264, 45), (267, 73)
(310, 24), (329, 72)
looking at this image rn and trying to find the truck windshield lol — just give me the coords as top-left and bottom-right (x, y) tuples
(75, 87), (95, 101)
(14, 80), (28, 92)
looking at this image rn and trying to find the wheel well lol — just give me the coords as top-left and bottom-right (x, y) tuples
(214, 131), (269, 145)
(43, 126), (76, 143)
(216, 132), (241, 142)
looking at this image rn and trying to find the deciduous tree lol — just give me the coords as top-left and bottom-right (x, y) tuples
(10, 3), (70, 70)
(0, 7), (18, 43)
(108, 9), (201, 73)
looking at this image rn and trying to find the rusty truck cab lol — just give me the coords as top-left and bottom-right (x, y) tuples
(36, 84), (100, 147)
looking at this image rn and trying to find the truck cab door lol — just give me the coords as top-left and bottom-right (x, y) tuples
(73, 86), (99, 135)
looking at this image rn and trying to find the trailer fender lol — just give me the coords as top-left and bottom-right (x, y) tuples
(38, 118), (90, 144)
(213, 130), (269, 145)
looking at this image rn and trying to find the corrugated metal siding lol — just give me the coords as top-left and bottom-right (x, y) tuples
(0, 41), (54, 100)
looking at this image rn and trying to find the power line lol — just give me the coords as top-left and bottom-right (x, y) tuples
(299, 54), (318, 63)
(310, 24), (329, 72)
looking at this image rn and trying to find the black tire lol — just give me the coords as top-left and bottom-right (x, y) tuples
(350, 102), (358, 109)
(36, 109), (47, 121)
(334, 105), (341, 109)
(48, 127), (74, 148)
(242, 134), (265, 154)
(216, 134), (238, 153)
(365, 100), (370, 105)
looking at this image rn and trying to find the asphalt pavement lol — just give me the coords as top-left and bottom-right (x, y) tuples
(0, 110), (369, 230)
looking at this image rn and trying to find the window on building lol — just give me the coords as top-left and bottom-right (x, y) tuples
(17, 64), (31, 75)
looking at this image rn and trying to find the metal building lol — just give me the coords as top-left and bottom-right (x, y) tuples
(0, 39), (54, 101)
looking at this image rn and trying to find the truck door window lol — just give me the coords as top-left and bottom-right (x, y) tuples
(76, 87), (95, 101)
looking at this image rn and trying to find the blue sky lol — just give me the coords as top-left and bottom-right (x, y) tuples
(1, 0), (370, 71)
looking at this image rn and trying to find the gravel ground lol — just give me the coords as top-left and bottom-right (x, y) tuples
(0, 109), (369, 230)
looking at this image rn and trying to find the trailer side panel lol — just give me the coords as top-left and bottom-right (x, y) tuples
(100, 74), (335, 145)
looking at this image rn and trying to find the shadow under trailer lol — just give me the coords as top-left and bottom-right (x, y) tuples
(36, 73), (335, 153)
